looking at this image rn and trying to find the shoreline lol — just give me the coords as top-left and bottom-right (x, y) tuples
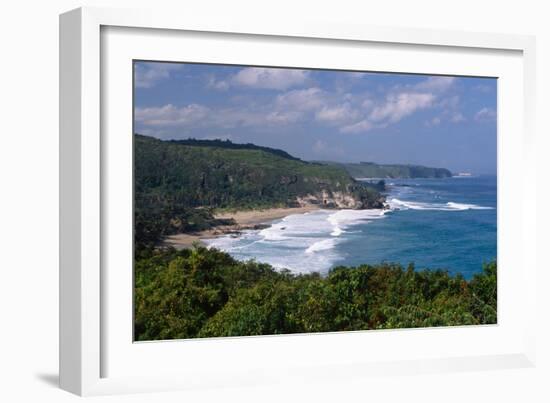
(214, 205), (320, 226)
(162, 205), (320, 250)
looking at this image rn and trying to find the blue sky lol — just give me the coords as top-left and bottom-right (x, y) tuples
(134, 61), (497, 174)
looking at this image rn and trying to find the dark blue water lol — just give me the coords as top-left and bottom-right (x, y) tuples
(348, 176), (496, 277)
(207, 176), (496, 279)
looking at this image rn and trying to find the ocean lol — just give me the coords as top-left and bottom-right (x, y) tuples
(205, 176), (497, 279)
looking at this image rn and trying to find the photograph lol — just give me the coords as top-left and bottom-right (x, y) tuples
(133, 61), (497, 341)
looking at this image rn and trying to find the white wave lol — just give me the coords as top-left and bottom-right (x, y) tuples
(388, 198), (493, 211)
(205, 208), (390, 274)
(331, 227), (344, 236)
(388, 198), (433, 210)
(258, 223), (287, 241)
(257, 211), (331, 242)
(446, 202), (494, 210)
(327, 209), (386, 237)
(305, 238), (337, 254)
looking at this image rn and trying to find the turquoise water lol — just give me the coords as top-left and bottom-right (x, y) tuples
(206, 176), (497, 279)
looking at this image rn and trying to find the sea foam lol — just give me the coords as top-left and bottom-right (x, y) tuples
(388, 198), (494, 211)
(305, 238), (338, 254)
(205, 208), (387, 274)
(327, 209), (386, 237)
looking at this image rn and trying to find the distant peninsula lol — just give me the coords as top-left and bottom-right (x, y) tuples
(321, 161), (453, 179)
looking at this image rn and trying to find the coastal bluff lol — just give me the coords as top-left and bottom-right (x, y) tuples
(134, 134), (383, 249)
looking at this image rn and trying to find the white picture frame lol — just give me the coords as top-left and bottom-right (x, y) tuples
(59, 6), (537, 396)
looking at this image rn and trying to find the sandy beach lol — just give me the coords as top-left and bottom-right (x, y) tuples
(214, 205), (319, 226)
(163, 205), (320, 250)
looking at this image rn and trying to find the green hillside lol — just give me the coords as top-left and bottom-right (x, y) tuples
(324, 161), (452, 179)
(168, 138), (302, 161)
(135, 135), (383, 249)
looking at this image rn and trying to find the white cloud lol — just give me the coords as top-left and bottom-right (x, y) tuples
(231, 67), (309, 90)
(136, 75), (466, 137)
(369, 92), (435, 123)
(475, 107), (497, 122)
(414, 76), (456, 92)
(207, 77), (230, 91)
(274, 87), (364, 127)
(275, 87), (325, 111)
(134, 63), (183, 89)
(429, 95), (467, 125)
(450, 112), (466, 123)
(204, 68), (310, 92)
(425, 117), (441, 127)
(265, 110), (303, 124)
(340, 119), (374, 134)
(361, 99), (374, 109)
(315, 103), (360, 124)
(135, 104), (209, 126)
(424, 110), (465, 128)
(135, 101), (300, 131)
(335, 76), (460, 133)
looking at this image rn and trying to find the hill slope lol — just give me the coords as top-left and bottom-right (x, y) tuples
(134, 135), (384, 248)
(168, 138), (302, 161)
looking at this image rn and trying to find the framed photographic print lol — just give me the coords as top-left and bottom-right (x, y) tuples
(60, 7), (537, 396)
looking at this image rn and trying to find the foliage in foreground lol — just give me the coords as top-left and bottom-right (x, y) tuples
(134, 246), (497, 341)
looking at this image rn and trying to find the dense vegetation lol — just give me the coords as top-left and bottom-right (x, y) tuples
(168, 138), (302, 161)
(324, 161), (453, 179)
(135, 134), (383, 250)
(135, 246), (497, 341)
